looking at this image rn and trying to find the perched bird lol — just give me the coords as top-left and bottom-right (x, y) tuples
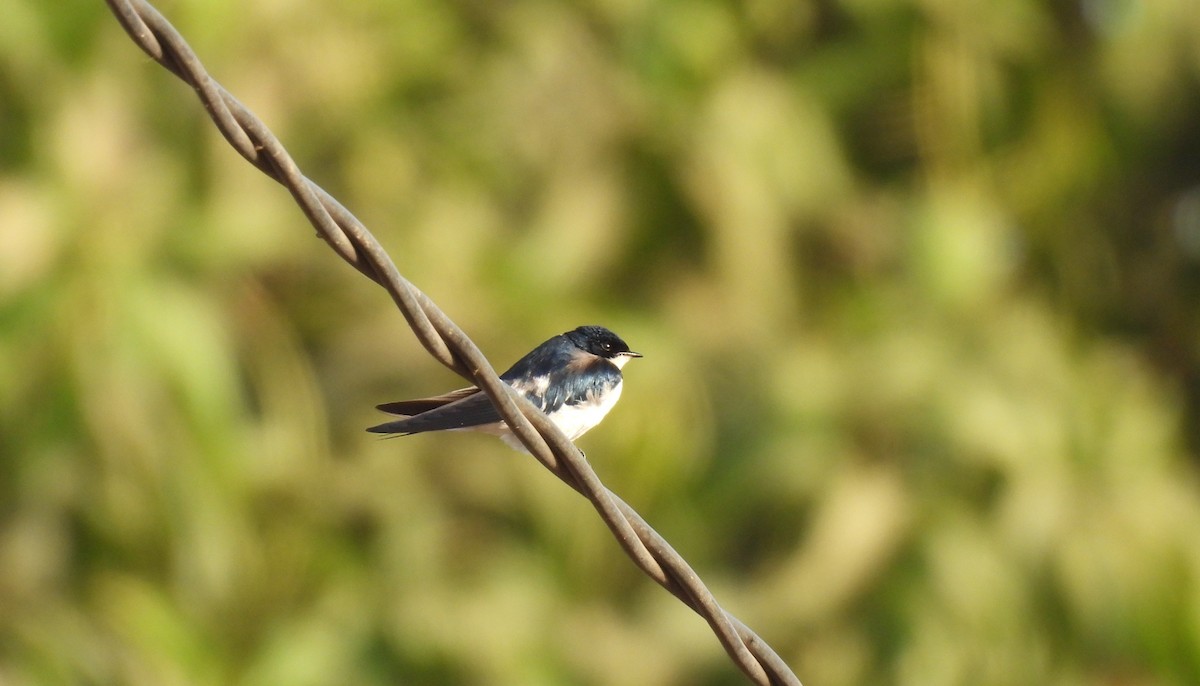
(368, 325), (641, 451)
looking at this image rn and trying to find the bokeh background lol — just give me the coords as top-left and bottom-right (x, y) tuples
(3, 0), (1200, 684)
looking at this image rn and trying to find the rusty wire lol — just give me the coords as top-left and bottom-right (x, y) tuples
(102, 2), (803, 684)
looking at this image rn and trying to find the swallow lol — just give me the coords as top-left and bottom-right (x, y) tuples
(368, 325), (641, 451)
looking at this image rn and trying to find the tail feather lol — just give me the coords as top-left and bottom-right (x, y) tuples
(368, 389), (503, 436)
(376, 386), (480, 416)
(366, 418), (420, 435)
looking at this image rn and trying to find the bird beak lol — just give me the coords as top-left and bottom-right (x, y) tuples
(622, 351), (643, 359)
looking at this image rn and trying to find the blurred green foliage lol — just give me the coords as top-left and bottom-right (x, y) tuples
(3, 0), (1200, 684)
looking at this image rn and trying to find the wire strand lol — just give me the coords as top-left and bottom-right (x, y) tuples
(103, 2), (802, 683)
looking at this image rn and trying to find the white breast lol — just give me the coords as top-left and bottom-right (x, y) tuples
(495, 380), (623, 452)
(552, 381), (623, 440)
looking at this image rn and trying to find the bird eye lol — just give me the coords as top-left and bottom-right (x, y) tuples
(602, 342), (612, 351)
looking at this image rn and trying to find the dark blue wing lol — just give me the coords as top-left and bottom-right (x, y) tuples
(375, 386), (480, 415)
(558, 364), (620, 410)
(367, 391), (502, 435)
(502, 336), (624, 414)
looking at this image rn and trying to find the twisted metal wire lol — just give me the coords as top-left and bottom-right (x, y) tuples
(103, 2), (802, 684)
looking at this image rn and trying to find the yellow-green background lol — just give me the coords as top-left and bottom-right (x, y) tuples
(3, 1), (1200, 684)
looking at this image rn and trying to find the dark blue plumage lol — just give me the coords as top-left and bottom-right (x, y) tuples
(368, 326), (640, 451)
